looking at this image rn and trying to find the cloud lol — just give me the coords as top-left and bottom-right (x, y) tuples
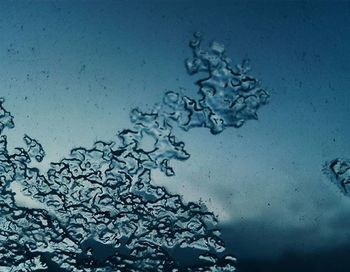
(237, 244), (350, 272)
(220, 211), (350, 261)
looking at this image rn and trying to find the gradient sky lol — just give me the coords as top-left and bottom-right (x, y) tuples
(1, 0), (350, 270)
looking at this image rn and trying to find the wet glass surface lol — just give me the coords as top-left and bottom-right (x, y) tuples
(0, 1), (350, 271)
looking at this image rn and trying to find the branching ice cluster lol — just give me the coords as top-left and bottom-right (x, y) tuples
(161, 33), (269, 135)
(323, 159), (350, 195)
(0, 34), (269, 271)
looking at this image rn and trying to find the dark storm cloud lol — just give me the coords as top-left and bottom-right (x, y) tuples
(237, 245), (350, 272)
(221, 219), (350, 260)
(220, 212), (350, 271)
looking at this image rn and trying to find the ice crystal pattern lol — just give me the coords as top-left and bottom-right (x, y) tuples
(323, 159), (350, 196)
(0, 34), (269, 271)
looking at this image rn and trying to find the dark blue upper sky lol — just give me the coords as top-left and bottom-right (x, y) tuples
(1, 0), (350, 270)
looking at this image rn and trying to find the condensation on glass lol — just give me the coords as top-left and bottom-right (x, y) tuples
(0, 34), (269, 272)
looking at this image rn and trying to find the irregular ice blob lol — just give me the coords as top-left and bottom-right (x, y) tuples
(0, 34), (269, 271)
(323, 159), (350, 195)
(0, 98), (14, 134)
(165, 32), (269, 134)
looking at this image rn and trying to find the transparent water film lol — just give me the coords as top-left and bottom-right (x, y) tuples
(0, 34), (269, 271)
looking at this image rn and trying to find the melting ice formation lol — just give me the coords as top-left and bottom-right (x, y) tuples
(0, 34), (269, 271)
(323, 159), (350, 195)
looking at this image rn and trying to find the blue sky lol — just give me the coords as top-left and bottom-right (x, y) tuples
(1, 0), (350, 267)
